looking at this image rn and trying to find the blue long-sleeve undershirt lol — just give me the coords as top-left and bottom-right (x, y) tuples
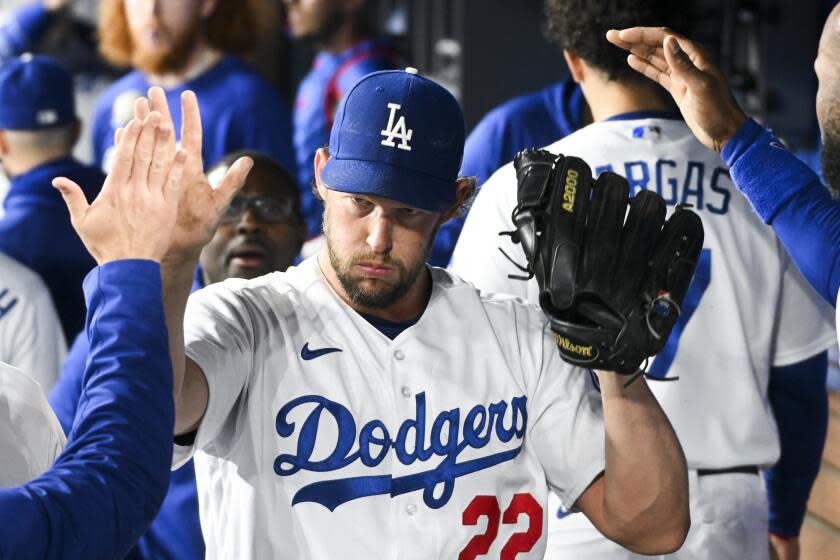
(0, 260), (174, 559)
(723, 118), (840, 305)
(765, 352), (829, 537)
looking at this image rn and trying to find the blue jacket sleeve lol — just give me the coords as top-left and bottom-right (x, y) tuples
(0, 1), (51, 62)
(764, 352), (829, 538)
(48, 330), (90, 436)
(723, 119), (840, 304)
(0, 260), (174, 560)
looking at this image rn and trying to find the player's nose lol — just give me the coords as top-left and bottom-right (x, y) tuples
(236, 208), (262, 235)
(365, 210), (393, 255)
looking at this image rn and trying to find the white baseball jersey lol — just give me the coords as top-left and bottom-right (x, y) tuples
(0, 253), (66, 392)
(0, 361), (66, 487)
(175, 255), (606, 559)
(451, 116), (837, 471)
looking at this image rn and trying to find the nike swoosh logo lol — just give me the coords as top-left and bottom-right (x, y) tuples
(301, 343), (343, 361)
(769, 140), (788, 151)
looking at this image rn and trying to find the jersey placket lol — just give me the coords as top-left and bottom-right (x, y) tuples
(386, 334), (440, 558)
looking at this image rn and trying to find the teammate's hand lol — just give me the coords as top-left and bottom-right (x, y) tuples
(769, 534), (800, 560)
(606, 27), (748, 153)
(53, 103), (187, 265)
(144, 87), (253, 262)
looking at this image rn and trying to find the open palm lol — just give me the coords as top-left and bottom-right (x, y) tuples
(53, 106), (186, 264)
(138, 87), (253, 260)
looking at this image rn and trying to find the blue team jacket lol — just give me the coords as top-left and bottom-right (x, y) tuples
(92, 55), (296, 173)
(0, 157), (104, 341)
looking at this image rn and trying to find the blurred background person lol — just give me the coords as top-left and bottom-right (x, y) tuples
(284, 0), (399, 251)
(93, 0), (295, 174)
(0, 54), (103, 342)
(0, 252), (65, 393)
(0, 0), (124, 167)
(49, 148), (304, 560)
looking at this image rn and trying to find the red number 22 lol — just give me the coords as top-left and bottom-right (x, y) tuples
(459, 493), (543, 560)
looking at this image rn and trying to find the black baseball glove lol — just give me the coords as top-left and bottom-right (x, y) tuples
(502, 149), (704, 374)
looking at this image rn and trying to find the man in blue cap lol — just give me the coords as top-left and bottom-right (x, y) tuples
(0, 53), (104, 343)
(121, 69), (691, 557)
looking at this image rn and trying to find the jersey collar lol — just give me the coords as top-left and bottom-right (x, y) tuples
(603, 110), (682, 122)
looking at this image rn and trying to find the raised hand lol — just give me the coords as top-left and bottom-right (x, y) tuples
(52, 102), (187, 265)
(146, 87), (253, 262)
(606, 27), (747, 153)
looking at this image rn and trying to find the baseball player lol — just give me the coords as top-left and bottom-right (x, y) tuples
(0, 252), (65, 391)
(0, 100), (189, 558)
(122, 72), (693, 558)
(92, 0), (295, 175)
(450, 2), (836, 559)
(0, 361), (65, 487)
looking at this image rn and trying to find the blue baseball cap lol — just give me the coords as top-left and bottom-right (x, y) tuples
(0, 54), (76, 130)
(321, 68), (465, 212)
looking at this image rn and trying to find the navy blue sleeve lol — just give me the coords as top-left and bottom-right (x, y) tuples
(764, 352), (828, 538)
(0, 260), (174, 559)
(723, 119), (840, 304)
(48, 330), (90, 436)
(0, 1), (51, 62)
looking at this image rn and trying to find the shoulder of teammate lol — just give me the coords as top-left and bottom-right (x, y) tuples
(0, 361), (66, 487)
(449, 161), (520, 287)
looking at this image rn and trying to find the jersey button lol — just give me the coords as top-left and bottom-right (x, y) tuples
(405, 503), (417, 516)
(401, 386), (412, 398)
(394, 349), (405, 361)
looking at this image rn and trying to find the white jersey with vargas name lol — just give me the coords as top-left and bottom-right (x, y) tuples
(176, 256), (605, 559)
(450, 116), (836, 470)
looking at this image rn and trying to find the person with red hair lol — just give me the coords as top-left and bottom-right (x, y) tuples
(92, 0), (295, 176)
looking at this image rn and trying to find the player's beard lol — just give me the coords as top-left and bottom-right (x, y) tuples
(323, 212), (431, 310)
(131, 23), (202, 76)
(821, 127), (840, 199)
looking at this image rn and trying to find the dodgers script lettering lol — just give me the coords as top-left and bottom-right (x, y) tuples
(274, 392), (528, 511)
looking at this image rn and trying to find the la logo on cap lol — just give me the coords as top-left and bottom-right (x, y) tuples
(380, 102), (413, 151)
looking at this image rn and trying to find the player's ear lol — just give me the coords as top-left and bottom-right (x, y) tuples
(314, 147), (330, 202)
(441, 176), (477, 223)
(564, 50), (585, 83)
(0, 130), (8, 156)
